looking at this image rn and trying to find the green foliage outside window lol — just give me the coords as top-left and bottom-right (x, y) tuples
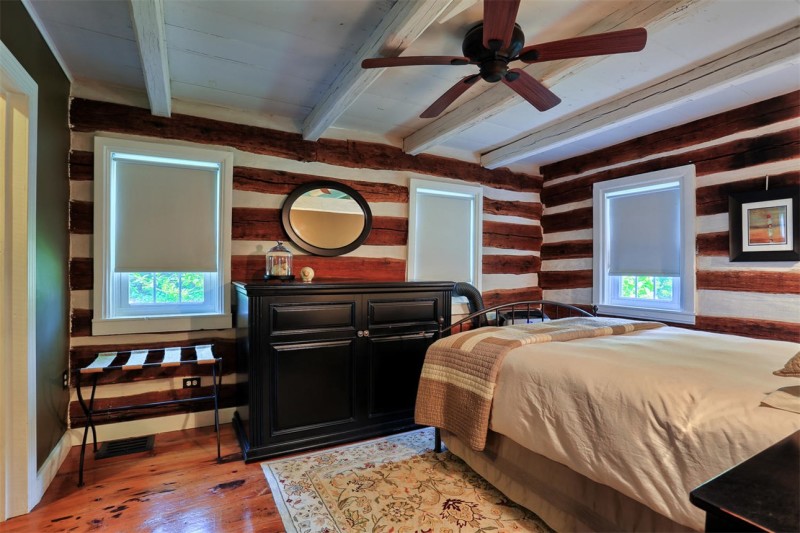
(129, 273), (204, 304)
(620, 276), (673, 301)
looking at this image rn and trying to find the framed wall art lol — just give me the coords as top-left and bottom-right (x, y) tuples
(729, 186), (800, 261)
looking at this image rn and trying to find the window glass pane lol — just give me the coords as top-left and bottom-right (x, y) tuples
(181, 273), (205, 303)
(129, 272), (155, 304)
(155, 273), (180, 303)
(655, 277), (673, 300)
(620, 276), (636, 298)
(636, 276), (654, 299)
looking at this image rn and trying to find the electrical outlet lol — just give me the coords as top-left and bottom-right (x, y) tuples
(183, 377), (201, 389)
(62, 370), (69, 389)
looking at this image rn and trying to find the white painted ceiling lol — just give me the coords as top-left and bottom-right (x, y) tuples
(25, 0), (800, 171)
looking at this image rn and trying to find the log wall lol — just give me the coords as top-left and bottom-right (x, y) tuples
(540, 91), (800, 342)
(67, 98), (543, 429)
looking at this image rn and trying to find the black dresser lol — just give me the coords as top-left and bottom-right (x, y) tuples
(232, 280), (452, 462)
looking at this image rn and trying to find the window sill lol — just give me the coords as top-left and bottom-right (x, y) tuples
(596, 304), (696, 325)
(92, 313), (232, 336)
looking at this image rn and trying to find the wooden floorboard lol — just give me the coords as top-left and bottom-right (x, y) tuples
(3, 424), (285, 532)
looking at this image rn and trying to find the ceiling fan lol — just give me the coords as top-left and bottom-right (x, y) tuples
(361, 0), (647, 118)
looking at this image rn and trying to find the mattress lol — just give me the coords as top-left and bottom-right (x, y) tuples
(487, 326), (800, 530)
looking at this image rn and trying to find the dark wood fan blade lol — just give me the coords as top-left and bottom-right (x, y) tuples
(420, 74), (481, 118)
(483, 0), (521, 50)
(519, 28), (647, 63)
(502, 69), (560, 112)
(361, 56), (470, 69)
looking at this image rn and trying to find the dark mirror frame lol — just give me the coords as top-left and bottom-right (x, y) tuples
(281, 181), (373, 257)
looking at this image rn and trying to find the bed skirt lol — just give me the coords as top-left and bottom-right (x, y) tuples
(442, 429), (695, 532)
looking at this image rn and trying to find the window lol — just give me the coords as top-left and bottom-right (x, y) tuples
(407, 179), (482, 289)
(593, 165), (696, 324)
(93, 136), (233, 335)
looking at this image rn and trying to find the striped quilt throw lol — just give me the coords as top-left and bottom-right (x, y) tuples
(414, 317), (664, 451)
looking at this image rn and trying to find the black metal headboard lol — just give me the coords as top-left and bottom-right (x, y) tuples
(441, 299), (597, 338)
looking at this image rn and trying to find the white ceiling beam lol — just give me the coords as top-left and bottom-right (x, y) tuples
(437, 0), (477, 24)
(128, 0), (171, 117)
(302, 0), (455, 142)
(481, 23), (800, 169)
(403, 0), (698, 156)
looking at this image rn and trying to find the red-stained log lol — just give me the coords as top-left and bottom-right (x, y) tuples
(694, 316), (800, 343)
(69, 200), (93, 234)
(541, 207), (592, 234)
(539, 269), (593, 289)
(696, 171), (800, 216)
(697, 270), (800, 294)
(543, 128), (799, 208)
(69, 150), (94, 180)
(543, 91), (800, 180)
(231, 255), (406, 282)
(230, 207), (406, 245)
(69, 385), (237, 427)
(541, 240), (593, 260)
(231, 207), (285, 241)
(483, 254), (541, 274)
(365, 217), (407, 246)
(483, 287), (543, 308)
(69, 338), (236, 386)
(483, 198), (542, 220)
(234, 167), (409, 203)
(696, 232), (729, 256)
(70, 99), (540, 192)
(71, 308), (92, 337)
(483, 221), (542, 251)
(70, 258), (93, 290)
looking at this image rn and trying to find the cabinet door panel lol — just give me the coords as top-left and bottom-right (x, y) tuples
(272, 340), (356, 434)
(366, 332), (435, 419)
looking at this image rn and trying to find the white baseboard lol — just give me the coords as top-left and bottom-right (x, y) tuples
(68, 408), (236, 446)
(33, 431), (72, 510)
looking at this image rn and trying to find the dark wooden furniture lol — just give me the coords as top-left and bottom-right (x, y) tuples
(232, 280), (452, 462)
(76, 345), (222, 486)
(690, 430), (800, 532)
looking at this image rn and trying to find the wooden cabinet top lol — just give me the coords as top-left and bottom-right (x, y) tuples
(233, 280), (454, 296)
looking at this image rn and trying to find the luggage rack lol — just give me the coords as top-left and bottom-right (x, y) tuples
(75, 344), (222, 486)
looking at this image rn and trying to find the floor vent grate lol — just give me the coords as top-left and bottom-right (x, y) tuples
(95, 435), (155, 459)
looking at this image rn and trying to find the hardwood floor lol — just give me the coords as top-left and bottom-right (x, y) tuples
(2, 424), (285, 532)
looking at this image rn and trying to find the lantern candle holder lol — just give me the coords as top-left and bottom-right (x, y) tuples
(264, 241), (295, 280)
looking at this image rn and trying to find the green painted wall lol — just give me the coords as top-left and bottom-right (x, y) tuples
(1, 0), (71, 468)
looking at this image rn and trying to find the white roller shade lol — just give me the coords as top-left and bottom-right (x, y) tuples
(607, 186), (681, 276)
(414, 192), (473, 282)
(113, 157), (219, 272)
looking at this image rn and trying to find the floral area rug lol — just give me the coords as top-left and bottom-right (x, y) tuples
(261, 428), (552, 532)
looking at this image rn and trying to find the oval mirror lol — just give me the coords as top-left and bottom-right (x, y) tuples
(281, 181), (373, 256)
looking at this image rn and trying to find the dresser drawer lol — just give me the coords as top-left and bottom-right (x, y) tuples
(270, 302), (356, 334)
(367, 297), (440, 328)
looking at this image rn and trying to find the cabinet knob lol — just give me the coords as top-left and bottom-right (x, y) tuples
(357, 330), (364, 337)
(363, 330), (370, 337)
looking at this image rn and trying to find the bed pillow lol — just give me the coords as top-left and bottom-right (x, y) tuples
(774, 352), (800, 377)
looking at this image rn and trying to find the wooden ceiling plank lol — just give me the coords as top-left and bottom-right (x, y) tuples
(481, 23), (800, 169)
(128, 0), (171, 117)
(302, 0), (456, 142)
(403, 0), (697, 156)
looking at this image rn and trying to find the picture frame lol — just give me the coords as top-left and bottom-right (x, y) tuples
(729, 186), (800, 262)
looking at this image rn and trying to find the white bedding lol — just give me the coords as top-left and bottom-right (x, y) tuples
(488, 325), (800, 531)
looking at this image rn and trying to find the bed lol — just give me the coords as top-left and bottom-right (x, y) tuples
(415, 301), (800, 532)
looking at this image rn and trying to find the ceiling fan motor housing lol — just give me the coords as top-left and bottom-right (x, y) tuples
(462, 22), (525, 82)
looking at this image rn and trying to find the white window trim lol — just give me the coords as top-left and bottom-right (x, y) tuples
(407, 178), (483, 291)
(593, 165), (696, 324)
(92, 135), (233, 335)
